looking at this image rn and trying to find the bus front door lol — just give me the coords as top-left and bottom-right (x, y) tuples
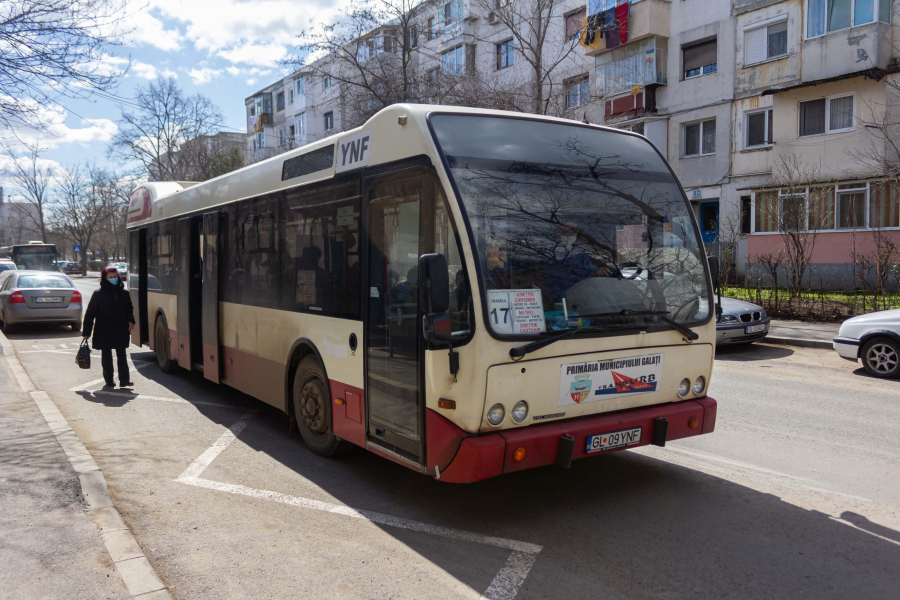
(365, 174), (425, 461)
(176, 218), (193, 370)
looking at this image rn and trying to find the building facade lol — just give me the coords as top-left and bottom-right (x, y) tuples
(246, 0), (900, 287)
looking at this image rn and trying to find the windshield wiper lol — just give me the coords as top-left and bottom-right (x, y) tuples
(583, 309), (698, 341)
(509, 325), (609, 359)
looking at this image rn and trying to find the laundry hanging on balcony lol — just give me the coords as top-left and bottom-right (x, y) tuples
(616, 2), (628, 43)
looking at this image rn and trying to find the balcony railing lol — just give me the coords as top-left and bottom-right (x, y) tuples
(596, 46), (667, 98)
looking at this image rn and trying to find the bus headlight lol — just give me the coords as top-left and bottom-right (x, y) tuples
(678, 378), (690, 397)
(487, 403), (505, 425)
(511, 401), (528, 423)
(693, 376), (706, 395)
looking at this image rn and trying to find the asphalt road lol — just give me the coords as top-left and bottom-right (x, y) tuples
(4, 277), (900, 599)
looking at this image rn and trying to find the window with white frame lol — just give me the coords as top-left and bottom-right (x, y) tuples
(807, 0), (890, 38)
(295, 113), (306, 136)
(684, 119), (716, 156)
(295, 77), (305, 96)
(496, 39), (514, 69)
(799, 94), (854, 136)
(836, 183), (868, 228)
(289, 89), (294, 104)
(683, 38), (717, 79)
(255, 131), (265, 150)
(744, 18), (787, 64)
(324, 111), (334, 130)
(746, 108), (773, 148)
(441, 45), (464, 75)
(323, 75), (332, 89)
(566, 75), (590, 108)
(443, 0), (464, 25)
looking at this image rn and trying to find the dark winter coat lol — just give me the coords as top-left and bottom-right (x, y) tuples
(83, 279), (135, 350)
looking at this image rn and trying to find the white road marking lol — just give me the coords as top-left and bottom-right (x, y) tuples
(176, 413), (542, 599)
(69, 362), (154, 392)
(19, 349), (75, 355)
(88, 390), (232, 408)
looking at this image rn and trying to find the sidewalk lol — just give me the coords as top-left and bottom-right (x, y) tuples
(0, 346), (130, 598)
(766, 319), (841, 350)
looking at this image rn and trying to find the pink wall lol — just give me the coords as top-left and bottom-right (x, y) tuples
(748, 230), (900, 263)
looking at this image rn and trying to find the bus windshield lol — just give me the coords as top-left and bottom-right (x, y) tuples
(9, 245), (57, 271)
(430, 115), (711, 336)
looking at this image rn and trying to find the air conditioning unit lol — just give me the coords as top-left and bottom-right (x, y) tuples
(488, 11), (498, 23)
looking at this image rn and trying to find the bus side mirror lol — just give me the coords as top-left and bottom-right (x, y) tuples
(419, 253), (449, 314)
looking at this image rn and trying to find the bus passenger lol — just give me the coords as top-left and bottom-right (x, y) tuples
(83, 267), (135, 388)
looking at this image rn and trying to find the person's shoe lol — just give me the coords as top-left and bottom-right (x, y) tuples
(119, 381), (134, 387)
(103, 382), (115, 388)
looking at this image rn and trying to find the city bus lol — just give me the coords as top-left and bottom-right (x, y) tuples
(125, 105), (719, 483)
(0, 242), (58, 271)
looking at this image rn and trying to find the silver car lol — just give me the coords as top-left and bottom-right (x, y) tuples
(0, 270), (83, 333)
(716, 297), (770, 345)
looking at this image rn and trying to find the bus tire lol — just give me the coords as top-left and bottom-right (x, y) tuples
(154, 316), (176, 374)
(293, 355), (353, 457)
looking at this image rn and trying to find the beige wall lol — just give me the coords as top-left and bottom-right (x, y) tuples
(732, 94), (774, 176)
(734, 0), (802, 98)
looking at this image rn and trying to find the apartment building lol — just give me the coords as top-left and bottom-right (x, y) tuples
(246, 0), (900, 287)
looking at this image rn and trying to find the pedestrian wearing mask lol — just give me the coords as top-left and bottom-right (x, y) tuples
(83, 267), (135, 387)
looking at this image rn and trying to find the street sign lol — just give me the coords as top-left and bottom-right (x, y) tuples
(73, 245), (81, 253)
(94, 250), (101, 258)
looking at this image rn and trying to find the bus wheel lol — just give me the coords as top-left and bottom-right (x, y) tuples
(155, 317), (176, 374)
(293, 356), (353, 457)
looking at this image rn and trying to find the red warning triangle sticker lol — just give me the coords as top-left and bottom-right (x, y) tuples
(612, 371), (655, 392)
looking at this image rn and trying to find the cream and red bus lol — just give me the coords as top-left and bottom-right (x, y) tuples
(125, 105), (719, 483)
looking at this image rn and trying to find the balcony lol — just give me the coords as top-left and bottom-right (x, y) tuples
(582, 0), (670, 58)
(801, 21), (893, 83)
(595, 38), (667, 98)
(248, 112), (272, 133)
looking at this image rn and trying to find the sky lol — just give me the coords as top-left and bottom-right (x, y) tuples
(0, 0), (347, 195)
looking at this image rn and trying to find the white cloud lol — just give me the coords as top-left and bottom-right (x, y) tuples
(128, 10), (183, 51)
(131, 61), (178, 80)
(0, 98), (119, 151)
(246, 78), (257, 86)
(218, 41), (288, 67)
(187, 67), (223, 85)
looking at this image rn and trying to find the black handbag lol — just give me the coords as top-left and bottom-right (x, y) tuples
(76, 339), (91, 369)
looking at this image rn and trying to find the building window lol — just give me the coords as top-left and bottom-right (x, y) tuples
(296, 113), (306, 136)
(276, 92), (285, 111)
(565, 9), (586, 43)
(427, 17), (436, 40)
(324, 112), (334, 131)
(799, 94), (854, 136)
(741, 196), (752, 234)
(744, 19), (788, 64)
(441, 45), (465, 75)
(289, 89), (294, 104)
(443, 0), (463, 25)
(807, 0), (889, 38)
(323, 75), (332, 89)
(295, 77), (305, 96)
(278, 128), (286, 146)
(683, 38), (717, 79)
(836, 184), (868, 228)
(746, 108), (773, 148)
(496, 39), (514, 69)
(289, 125), (295, 138)
(250, 106), (256, 117)
(683, 119), (716, 156)
(255, 131), (265, 150)
(407, 24), (418, 49)
(566, 75), (590, 108)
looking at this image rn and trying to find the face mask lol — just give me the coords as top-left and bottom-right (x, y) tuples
(107, 278), (118, 286)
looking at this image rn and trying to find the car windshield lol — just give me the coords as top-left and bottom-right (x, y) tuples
(431, 115), (711, 336)
(17, 275), (73, 288)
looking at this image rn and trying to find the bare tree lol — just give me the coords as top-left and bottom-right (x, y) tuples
(205, 145), (245, 180)
(50, 164), (118, 274)
(0, 140), (54, 240)
(470, 0), (583, 115)
(0, 0), (132, 130)
(109, 78), (225, 181)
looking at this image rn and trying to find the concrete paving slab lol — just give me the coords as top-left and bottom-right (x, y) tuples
(115, 557), (167, 597)
(103, 529), (145, 562)
(134, 589), (174, 600)
(69, 453), (101, 473)
(79, 471), (115, 509)
(91, 506), (129, 534)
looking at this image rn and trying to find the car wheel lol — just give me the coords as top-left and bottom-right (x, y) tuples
(155, 317), (176, 373)
(861, 337), (900, 379)
(0, 314), (14, 334)
(292, 356), (354, 457)
(70, 321), (82, 332)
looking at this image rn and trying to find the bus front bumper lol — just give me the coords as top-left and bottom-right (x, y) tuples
(435, 397), (717, 483)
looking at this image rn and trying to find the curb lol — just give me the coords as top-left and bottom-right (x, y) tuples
(0, 330), (173, 600)
(764, 336), (834, 350)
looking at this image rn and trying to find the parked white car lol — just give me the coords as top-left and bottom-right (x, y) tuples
(833, 309), (900, 378)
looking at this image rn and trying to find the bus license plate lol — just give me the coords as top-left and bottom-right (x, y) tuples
(745, 324), (766, 333)
(36, 297), (62, 303)
(586, 427), (642, 453)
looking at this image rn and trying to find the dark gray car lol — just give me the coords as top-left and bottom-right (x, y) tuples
(0, 270), (83, 333)
(717, 297), (770, 345)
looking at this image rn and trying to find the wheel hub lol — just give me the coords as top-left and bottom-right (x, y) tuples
(867, 344), (898, 373)
(300, 382), (327, 433)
